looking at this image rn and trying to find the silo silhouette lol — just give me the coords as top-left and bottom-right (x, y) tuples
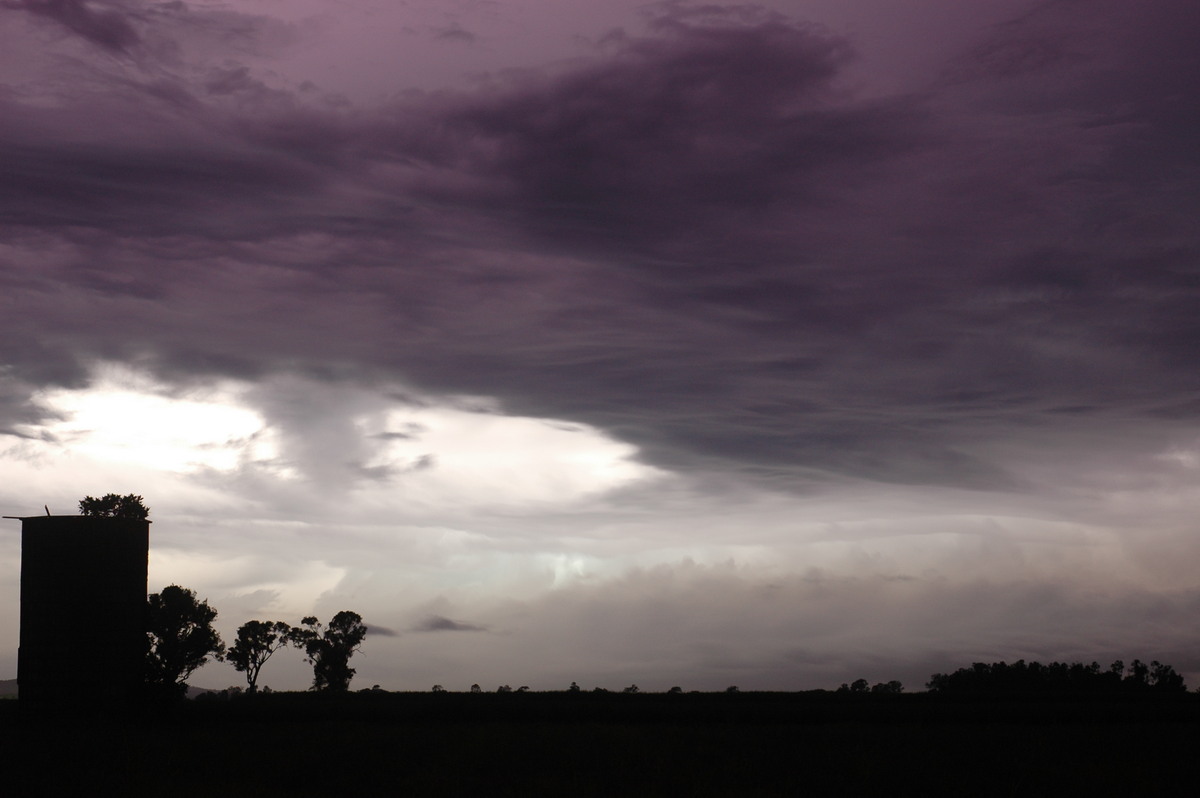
(15, 515), (149, 710)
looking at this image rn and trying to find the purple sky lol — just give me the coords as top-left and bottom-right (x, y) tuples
(2, 0), (1199, 692)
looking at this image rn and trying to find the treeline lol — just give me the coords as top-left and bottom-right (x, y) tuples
(408, 659), (1187, 699)
(836, 679), (903, 694)
(926, 659), (1186, 696)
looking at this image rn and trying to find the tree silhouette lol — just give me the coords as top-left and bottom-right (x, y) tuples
(1149, 661), (1186, 692)
(79, 493), (149, 519)
(226, 620), (294, 693)
(146, 585), (224, 698)
(294, 611), (367, 692)
(926, 658), (1188, 695)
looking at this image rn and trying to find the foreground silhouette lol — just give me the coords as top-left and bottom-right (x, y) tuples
(78, 493), (149, 519)
(145, 585), (225, 700)
(11, 686), (1194, 796)
(293, 611), (368, 692)
(227, 620), (296, 694)
(12, 508), (148, 714)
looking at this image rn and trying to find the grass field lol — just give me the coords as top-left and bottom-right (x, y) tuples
(5, 692), (1199, 796)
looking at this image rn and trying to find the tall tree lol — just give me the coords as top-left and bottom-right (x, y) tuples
(226, 620), (295, 694)
(146, 585), (224, 698)
(79, 493), (149, 519)
(294, 611), (367, 692)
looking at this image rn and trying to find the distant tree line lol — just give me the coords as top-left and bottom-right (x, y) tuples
(420, 663), (1187, 696)
(433, 662), (1188, 697)
(837, 679), (904, 694)
(447, 683), (743, 694)
(926, 659), (1186, 696)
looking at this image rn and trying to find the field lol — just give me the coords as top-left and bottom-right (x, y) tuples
(4, 692), (1199, 796)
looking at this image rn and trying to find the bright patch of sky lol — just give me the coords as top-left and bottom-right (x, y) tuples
(358, 406), (662, 508)
(7, 363), (664, 512)
(22, 365), (271, 473)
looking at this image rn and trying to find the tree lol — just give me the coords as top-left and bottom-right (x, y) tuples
(1149, 661), (1186, 693)
(226, 620), (295, 694)
(146, 585), (224, 698)
(79, 493), (149, 519)
(294, 611), (367, 692)
(1127, 659), (1150, 687)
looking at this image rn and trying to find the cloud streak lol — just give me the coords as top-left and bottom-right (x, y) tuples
(6, 0), (141, 54)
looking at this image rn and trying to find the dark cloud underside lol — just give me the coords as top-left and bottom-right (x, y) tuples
(8, 0), (141, 54)
(1, 0), (1198, 489)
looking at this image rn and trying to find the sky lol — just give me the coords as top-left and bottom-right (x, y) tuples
(1, 0), (1199, 693)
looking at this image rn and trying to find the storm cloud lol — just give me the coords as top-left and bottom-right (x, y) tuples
(2, 0), (1198, 690)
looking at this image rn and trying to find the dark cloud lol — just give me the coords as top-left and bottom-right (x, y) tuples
(4, 0), (295, 66)
(348, 453), (434, 482)
(5, 0), (141, 54)
(415, 615), (487, 633)
(366, 624), (399, 638)
(431, 23), (476, 44)
(1, 1), (1198, 492)
(424, 16), (907, 256)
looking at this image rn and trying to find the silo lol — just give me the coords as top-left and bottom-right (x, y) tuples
(15, 515), (149, 710)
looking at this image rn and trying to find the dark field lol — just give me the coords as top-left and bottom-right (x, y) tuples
(5, 692), (1200, 796)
